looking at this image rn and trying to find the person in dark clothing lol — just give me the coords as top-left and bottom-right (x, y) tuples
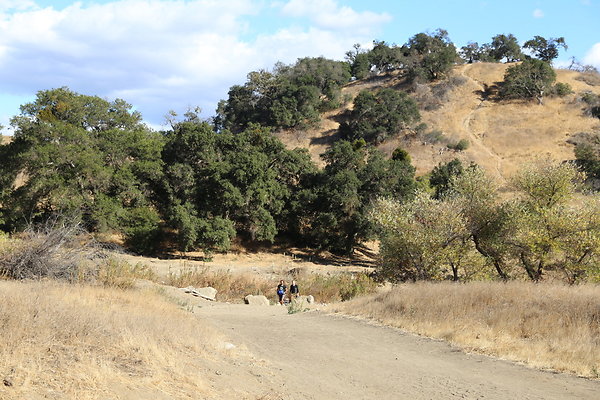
(289, 280), (299, 301)
(276, 280), (287, 305)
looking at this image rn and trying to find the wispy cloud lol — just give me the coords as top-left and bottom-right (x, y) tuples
(584, 43), (600, 69)
(0, 0), (390, 126)
(532, 8), (544, 18)
(280, 0), (391, 35)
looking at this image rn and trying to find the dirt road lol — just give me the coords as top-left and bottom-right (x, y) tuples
(198, 302), (599, 400)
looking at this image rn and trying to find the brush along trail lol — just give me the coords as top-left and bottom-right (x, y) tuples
(196, 301), (599, 400)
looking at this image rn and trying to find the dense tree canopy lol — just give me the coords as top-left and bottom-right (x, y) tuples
(0, 87), (163, 252)
(160, 119), (315, 251)
(293, 140), (416, 254)
(373, 161), (600, 283)
(404, 29), (458, 81)
(340, 88), (420, 143)
(217, 57), (351, 132)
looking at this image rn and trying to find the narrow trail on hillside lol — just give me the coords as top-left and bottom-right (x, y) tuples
(459, 64), (506, 182)
(197, 303), (599, 400)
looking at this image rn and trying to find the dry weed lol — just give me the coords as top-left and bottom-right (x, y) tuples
(97, 257), (157, 289)
(0, 280), (223, 399)
(335, 281), (600, 378)
(166, 265), (377, 303)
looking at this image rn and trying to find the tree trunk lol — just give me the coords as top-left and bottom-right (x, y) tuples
(472, 235), (508, 280)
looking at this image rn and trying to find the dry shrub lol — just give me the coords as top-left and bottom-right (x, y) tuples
(576, 71), (600, 86)
(0, 280), (223, 399)
(412, 76), (467, 111)
(335, 281), (600, 377)
(0, 219), (98, 281)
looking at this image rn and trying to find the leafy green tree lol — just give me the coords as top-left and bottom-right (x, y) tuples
(510, 160), (599, 282)
(404, 29), (458, 81)
(371, 192), (474, 282)
(489, 34), (523, 62)
(340, 88), (420, 143)
(523, 36), (567, 63)
(459, 42), (495, 63)
(448, 167), (513, 279)
(460, 42), (481, 64)
(161, 119), (315, 251)
(296, 140), (416, 254)
(368, 40), (403, 73)
(346, 43), (372, 80)
(217, 57), (351, 132)
(429, 158), (464, 199)
(0, 87), (164, 251)
(500, 59), (556, 104)
(574, 133), (600, 181)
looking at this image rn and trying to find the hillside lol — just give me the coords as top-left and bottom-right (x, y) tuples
(275, 63), (600, 181)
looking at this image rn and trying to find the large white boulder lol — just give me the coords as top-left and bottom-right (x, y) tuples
(244, 294), (270, 306)
(181, 286), (217, 301)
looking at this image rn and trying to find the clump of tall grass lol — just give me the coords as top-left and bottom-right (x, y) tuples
(334, 281), (600, 378)
(167, 266), (377, 303)
(97, 258), (157, 289)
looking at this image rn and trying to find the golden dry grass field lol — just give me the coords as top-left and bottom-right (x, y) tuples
(334, 281), (600, 378)
(275, 63), (600, 181)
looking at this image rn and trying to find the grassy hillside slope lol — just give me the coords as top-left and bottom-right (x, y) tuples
(276, 63), (600, 181)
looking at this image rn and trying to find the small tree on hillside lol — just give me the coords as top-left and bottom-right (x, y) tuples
(340, 88), (420, 144)
(404, 29), (458, 81)
(500, 59), (556, 104)
(523, 36), (567, 63)
(489, 34), (523, 63)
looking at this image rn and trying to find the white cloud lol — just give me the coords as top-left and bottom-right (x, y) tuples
(280, 0), (391, 34)
(532, 8), (544, 18)
(0, 0), (390, 125)
(584, 43), (600, 69)
(0, 0), (37, 12)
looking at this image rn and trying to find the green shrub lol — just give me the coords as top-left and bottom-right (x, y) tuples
(424, 130), (445, 144)
(448, 139), (470, 151)
(552, 82), (572, 97)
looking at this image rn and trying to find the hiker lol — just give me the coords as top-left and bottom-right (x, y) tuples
(276, 280), (287, 305)
(289, 280), (299, 301)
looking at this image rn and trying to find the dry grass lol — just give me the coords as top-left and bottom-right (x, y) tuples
(97, 257), (157, 289)
(167, 266), (275, 301)
(334, 281), (600, 378)
(166, 265), (377, 303)
(0, 280), (224, 399)
(275, 62), (600, 184)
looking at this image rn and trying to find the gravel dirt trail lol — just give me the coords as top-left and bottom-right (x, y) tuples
(198, 303), (599, 400)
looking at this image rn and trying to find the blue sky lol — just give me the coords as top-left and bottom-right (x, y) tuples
(0, 0), (598, 131)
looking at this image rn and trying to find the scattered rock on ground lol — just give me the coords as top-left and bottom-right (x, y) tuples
(244, 295), (270, 306)
(307, 295), (314, 304)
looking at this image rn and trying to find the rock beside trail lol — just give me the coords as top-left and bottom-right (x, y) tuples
(244, 295), (270, 306)
(293, 295), (314, 304)
(181, 286), (217, 301)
